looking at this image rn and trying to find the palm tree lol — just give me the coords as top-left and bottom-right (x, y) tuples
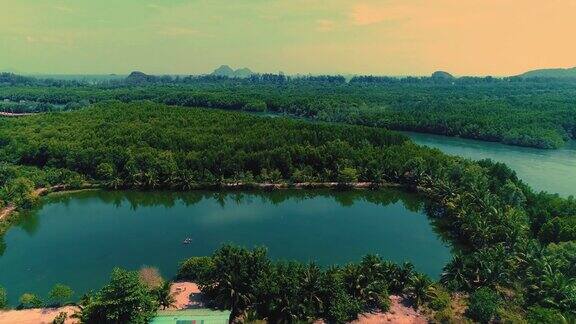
(407, 273), (432, 309)
(155, 281), (176, 310)
(301, 263), (324, 318)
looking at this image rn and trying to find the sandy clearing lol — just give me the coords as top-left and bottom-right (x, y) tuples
(352, 296), (428, 324)
(167, 281), (203, 310)
(0, 306), (79, 324)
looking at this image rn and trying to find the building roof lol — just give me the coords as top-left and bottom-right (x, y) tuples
(150, 309), (231, 324)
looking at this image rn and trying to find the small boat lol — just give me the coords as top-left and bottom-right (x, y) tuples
(182, 237), (192, 244)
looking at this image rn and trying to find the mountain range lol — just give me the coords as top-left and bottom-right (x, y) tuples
(211, 65), (254, 78)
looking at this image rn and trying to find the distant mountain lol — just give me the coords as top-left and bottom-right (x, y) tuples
(125, 71), (156, 83)
(234, 67), (253, 78)
(431, 71), (455, 80)
(518, 67), (576, 79)
(211, 65), (254, 78)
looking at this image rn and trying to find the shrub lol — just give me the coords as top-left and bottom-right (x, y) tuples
(427, 284), (451, 311)
(177, 256), (215, 281)
(78, 268), (157, 323)
(0, 286), (7, 309)
(466, 287), (500, 323)
(138, 266), (163, 290)
(96, 162), (115, 181)
(527, 306), (566, 324)
(48, 284), (74, 307)
(18, 293), (43, 309)
(52, 311), (67, 324)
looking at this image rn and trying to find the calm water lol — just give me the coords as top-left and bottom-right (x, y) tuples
(0, 189), (450, 305)
(405, 132), (576, 197)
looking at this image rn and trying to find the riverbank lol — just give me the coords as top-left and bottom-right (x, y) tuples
(0, 181), (407, 224)
(0, 111), (36, 117)
(0, 184), (100, 225)
(0, 282), (428, 324)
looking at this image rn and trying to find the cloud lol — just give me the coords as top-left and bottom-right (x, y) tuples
(316, 19), (335, 32)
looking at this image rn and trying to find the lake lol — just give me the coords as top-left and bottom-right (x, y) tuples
(405, 132), (576, 197)
(0, 189), (451, 305)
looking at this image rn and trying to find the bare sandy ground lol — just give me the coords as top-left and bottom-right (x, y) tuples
(0, 306), (79, 324)
(167, 281), (203, 309)
(352, 296), (428, 324)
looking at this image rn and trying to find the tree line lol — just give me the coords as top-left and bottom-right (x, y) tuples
(1, 74), (575, 148)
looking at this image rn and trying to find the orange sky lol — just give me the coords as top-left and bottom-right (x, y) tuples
(0, 0), (575, 75)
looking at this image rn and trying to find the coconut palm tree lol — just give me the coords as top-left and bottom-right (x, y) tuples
(155, 281), (176, 310)
(407, 273), (432, 309)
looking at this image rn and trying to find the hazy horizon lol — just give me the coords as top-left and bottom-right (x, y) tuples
(1, 0), (575, 76)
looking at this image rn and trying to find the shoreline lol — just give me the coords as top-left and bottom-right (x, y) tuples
(0, 184), (100, 224)
(0, 181), (417, 236)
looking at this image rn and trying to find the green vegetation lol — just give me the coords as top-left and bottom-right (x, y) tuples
(0, 286), (6, 309)
(18, 293), (43, 309)
(48, 284), (74, 307)
(1, 73), (576, 148)
(466, 287), (501, 323)
(77, 268), (158, 324)
(0, 98), (574, 321)
(178, 245), (423, 322)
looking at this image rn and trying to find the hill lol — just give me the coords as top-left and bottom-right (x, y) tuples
(212, 65), (254, 78)
(518, 66), (576, 78)
(431, 70), (455, 80)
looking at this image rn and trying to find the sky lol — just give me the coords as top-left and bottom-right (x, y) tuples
(1, 0), (575, 76)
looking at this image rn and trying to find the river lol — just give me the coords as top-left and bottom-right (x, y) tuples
(404, 132), (576, 197)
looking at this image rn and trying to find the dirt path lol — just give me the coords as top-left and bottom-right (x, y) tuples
(0, 112), (35, 117)
(352, 296), (428, 324)
(167, 282), (203, 309)
(0, 306), (79, 324)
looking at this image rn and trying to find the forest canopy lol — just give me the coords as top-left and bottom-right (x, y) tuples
(1, 73), (575, 149)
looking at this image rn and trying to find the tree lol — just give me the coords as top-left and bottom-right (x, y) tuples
(337, 167), (359, 184)
(18, 293), (43, 309)
(48, 284), (74, 307)
(78, 268), (157, 324)
(199, 245), (270, 318)
(1, 177), (36, 208)
(154, 281), (175, 310)
(138, 266), (163, 290)
(407, 273), (432, 309)
(0, 286), (7, 309)
(177, 256), (215, 281)
(466, 287), (500, 323)
(96, 162), (115, 181)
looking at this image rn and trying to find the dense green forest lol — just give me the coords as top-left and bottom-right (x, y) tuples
(1, 72), (575, 148)
(0, 101), (575, 322)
